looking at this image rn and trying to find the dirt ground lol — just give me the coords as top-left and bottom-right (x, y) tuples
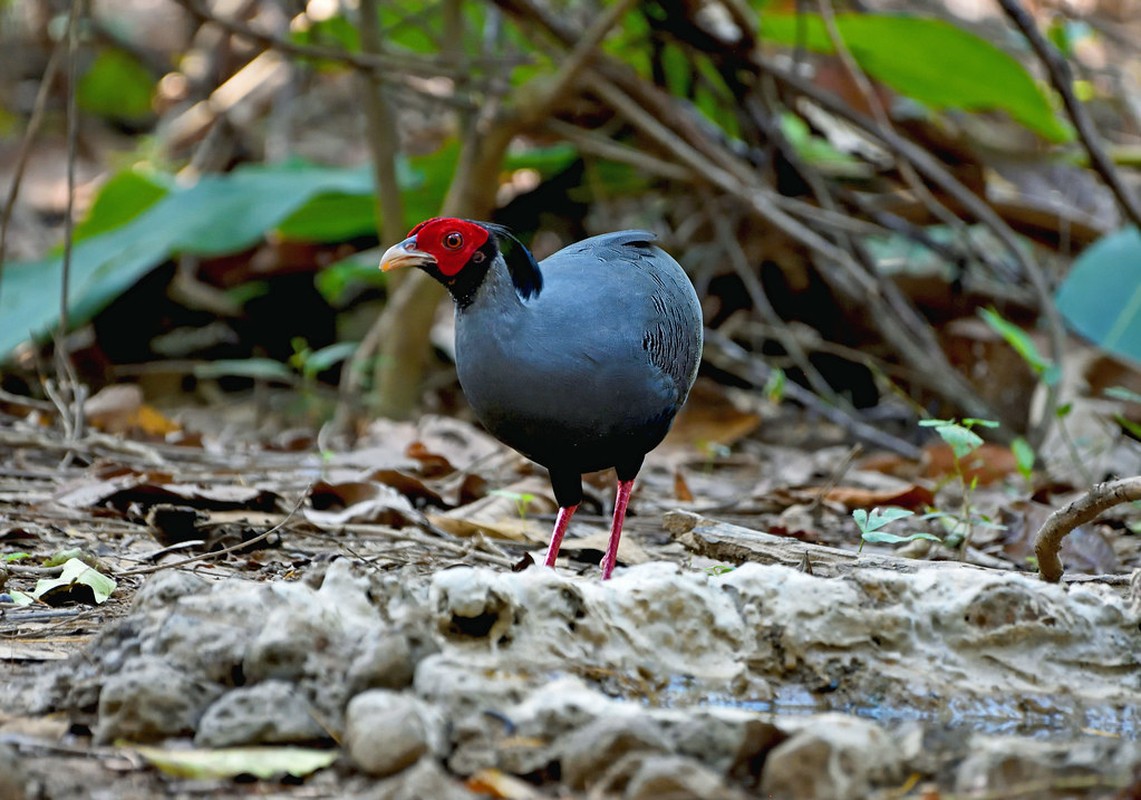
(2, 390), (1140, 800)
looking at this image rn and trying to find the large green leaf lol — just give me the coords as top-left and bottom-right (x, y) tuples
(760, 14), (1071, 143)
(74, 169), (170, 242)
(0, 162), (375, 360)
(1056, 227), (1141, 363)
(78, 48), (155, 121)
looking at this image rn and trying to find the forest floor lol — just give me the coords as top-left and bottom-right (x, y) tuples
(1, 385), (1139, 799)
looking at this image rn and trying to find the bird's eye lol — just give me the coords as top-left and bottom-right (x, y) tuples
(443, 231), (464, 250)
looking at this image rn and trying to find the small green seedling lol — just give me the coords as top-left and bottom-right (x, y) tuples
(763, 367), (787, 404)
(852, 507), (941, 553)
(488, 489), (537, 520)
(918, 417), (1005, 552)
(1011, 436), (1035, 485)
(705, 564), (736, 576)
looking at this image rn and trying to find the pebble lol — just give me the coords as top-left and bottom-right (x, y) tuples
(195, 679), (327, 747)
(560, 712), (672, 789)
(345, 690), (435, 777)
(759, 713), (898, 799)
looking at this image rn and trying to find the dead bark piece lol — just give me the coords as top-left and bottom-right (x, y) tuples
(1034, 477), (1141, 582)
(665, 510), (994, 578)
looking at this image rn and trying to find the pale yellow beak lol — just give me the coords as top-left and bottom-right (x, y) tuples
(379, 237), (437, 272)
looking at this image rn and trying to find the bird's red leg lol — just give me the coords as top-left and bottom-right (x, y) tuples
(544, 504), (579, 568)
(600, 479), (634, 580)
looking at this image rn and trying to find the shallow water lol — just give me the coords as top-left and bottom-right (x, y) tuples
(662, 681), (1139, 740)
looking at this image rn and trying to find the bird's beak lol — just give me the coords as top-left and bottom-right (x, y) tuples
(379, 237), (437, 272)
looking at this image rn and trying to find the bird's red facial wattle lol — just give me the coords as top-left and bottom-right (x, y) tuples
(379, 218), (491, 278)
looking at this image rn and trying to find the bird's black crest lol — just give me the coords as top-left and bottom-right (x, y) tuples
(485, 223), (543, 300)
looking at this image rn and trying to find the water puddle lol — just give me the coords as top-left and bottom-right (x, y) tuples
(659, 681), (1139, 740)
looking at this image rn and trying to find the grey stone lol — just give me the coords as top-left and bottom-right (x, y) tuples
(665, 710), (784, 779)
(346, 631), (414, 694)
(345, 690), (436, 777)
(759, 714), (898, 800)
(625, 754), (748, 800)
(0, 743), (27, 800)
(194, 680), (327, 747)
(130, 570), (211, 612)
(95, 655), (222, 744)
(955, 735), (1141, 794)
(351, 758), (480, 800)
(560, 712), (672, 790)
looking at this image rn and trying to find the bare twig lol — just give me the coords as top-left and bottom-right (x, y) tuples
(115, 483), (312, 577)
(170, 0), (479, 106)
(0, 44), (65, 309)
(704, 191), (845, 406)
(1034, 477), (1141, 582)
(53, 0), (88, 447)
(704, 329), (923, 460)
(332, 0), (410, 436)
(997, 0), (1141, 230)
(761, 54), (1066, 446)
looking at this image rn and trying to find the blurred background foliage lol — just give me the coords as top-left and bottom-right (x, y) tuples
(1, 0), (1140, 449)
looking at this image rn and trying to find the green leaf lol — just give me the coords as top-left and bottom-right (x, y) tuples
(779, 112), (865, 176)
(32, 558), (116, 605)
(978, 308), (1058, 384)
(0, 161), (376, 361)
(78, 48), (155, 121)
(1105, 386), (1141, 404)
(961, 417), (1000, 429)
(934, 423), (984, 459)
(300, 341), (357, 378)
(74, 169), (170, 242)
(760, 14), (1071, 142)
(852, 506), (914, 534)
(4, 590), (34, 606)
(314, 253), (387, 306)
(1056, 227), (1141, 364)
(134, 745), (338, 780)
(1011, 436), (1035, 480)
(860, 530), (942, 545)
(276, 193), (379, 242)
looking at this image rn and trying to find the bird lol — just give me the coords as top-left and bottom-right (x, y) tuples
(379, 218), (703, 579)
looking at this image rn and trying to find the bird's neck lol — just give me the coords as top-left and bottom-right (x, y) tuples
(450, 233), (543, 311)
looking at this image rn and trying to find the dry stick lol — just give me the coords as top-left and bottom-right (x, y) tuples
(332, 0), (410, 437)
(997, 0), (1141, 230)
(704, 190), (845, 406)
(0, 44), (64, 310)
(494, 0), (1002, 426)
(54, 0), (87, 449)
(115, 483), (313, 578)
(1034, 476), (1141, 582)
(584, 75), (998, 427)
(704, 329), (923, 459)
(762, 56), (1066, 447)
(814, 0), (998, 277)
(173, 0), (455, 79)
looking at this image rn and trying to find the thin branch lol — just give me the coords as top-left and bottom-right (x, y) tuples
(704, 190), (846, 406)
(170, 0), (480, 107)
(704, 329), (923, 460)
(521, 0), (639, 124)
(0, 44), (65, 310)
(583, 74), (999, 425)
(996, 0), (1141, 230)
(761, 54), (1066, 446)
(1034, 477), (1141, 582)
(54, 0), (87, 447)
